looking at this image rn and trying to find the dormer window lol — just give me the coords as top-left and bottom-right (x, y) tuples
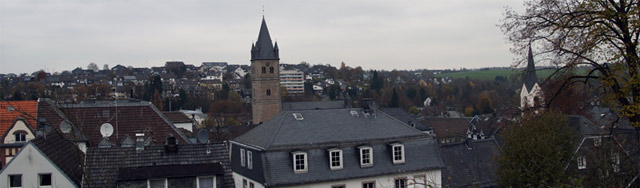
(359, 146), (373, 167)
(594, 137), (602, 147)
(391, 143), (405, 164)
(328, 149), (343, 170)
(14, 131), (26, 143)
(292, 151), (307, 173)
(577, 155), (586, 169)
(240, 148), (246, 167)
(247, 150), (253, 169)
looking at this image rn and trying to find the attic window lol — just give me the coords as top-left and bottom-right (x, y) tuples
(293, 113), (304, 120)
(350, 110), (359, 117)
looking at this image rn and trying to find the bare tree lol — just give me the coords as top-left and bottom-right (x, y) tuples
(501, 0), (640, 130)
(87, 63), (99, 72)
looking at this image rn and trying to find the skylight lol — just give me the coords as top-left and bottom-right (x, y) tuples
(293, 113), (304, 120)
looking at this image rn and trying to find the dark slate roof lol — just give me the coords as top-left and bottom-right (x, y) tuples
(281, 101), (345, 111)
(262, 138), (444, 187)
(85, 143), (234, 188)
(117, 163), (224, 180)
(234, 108), (428, 150)
(162, 111), (193, 123)
(567, 115), (605, 137)
(440, 139), (500, 188)
(251, 18), (279, 60)
(380, 108), (431, 131)
(31, 131), (84, 187)
(524, 45), (538, 92)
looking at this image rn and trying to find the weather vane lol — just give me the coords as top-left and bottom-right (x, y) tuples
(262, 5), (265, 17)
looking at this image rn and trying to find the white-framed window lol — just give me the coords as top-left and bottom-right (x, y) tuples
(247, 150), (253, 169)
(394, 178), (407, 188)
(39, 173), (52, 187)
(577, 155), (586, 169)
(249, 182), (255, 188)
(240, 148), (246, 167)
(329, 149), (343, 170)
(197, 176), (216, 188)
(9, 174), (22, 188)
(359, 146), (373, 167)
(147, 178), (167, 188)
(292, 151), (308, 173)
(391, 143), (405, 164)
(612, 152), (620, 172)
(362, 181), (375, 188)
(242, 179), (247, 188)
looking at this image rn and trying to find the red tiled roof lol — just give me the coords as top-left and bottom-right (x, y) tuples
(57, 103), (189, 146)
(0, 101), (38, 137)
(421, 118), (471, 139)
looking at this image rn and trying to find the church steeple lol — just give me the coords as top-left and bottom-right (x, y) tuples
(250, 17), (282, 124)
(251, 18), (279, 60)
(524, 44), (537, 92)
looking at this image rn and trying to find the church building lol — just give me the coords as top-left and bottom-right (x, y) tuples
(251, 17), (282, 124)
(520, 45), (544, 111)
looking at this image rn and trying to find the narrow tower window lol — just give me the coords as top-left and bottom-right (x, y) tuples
(270, 67), (274, 73)
(267, 89), (271, 96)
(261, 67), (266, 74)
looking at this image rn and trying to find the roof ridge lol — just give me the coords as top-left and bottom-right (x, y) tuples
(264, 111), (288, 150)
(148, 102), (193, 144)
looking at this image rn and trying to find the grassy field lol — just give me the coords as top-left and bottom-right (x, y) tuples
(434, 68), (556, 80)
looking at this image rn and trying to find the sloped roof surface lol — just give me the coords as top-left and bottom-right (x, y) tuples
(440, 139), (500, 188)
(85, 143), (234, 188)
(37, 99), (88, 141)
(0, 101), (37, 136)
(524, 45), (538, 92)
(55, 101), (190, 146)
(281, 101), (345, 111)
(31, 131), (84, 187)
(380, 108), (431, 131)
(251, 18), (279, 60)
(234, 108), (427, 150)
(421, 118), (471, 139)
(162, 111), (193, 123)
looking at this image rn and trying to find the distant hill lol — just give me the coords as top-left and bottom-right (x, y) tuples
(433, 68), (556, 81)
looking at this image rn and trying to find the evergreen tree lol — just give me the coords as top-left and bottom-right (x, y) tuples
(497, 111), (578, 187)
(390, 88), (399, 107)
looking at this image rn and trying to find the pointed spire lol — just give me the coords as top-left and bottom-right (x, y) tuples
(524, 44), (538, 91)
(251, 18), (279, 60)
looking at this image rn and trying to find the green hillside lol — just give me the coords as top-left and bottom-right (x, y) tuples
(434, 69), (556, 80)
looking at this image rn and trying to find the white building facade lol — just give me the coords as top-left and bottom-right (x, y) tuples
(280, 70), (305, 94)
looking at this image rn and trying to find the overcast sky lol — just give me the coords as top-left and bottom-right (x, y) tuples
(0, 0), (524, 74)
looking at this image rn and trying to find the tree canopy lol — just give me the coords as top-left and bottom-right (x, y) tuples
(497, 111), (577, 187)
(502, 0), (640, 128)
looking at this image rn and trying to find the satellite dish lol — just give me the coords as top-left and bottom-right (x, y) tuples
(197, 129), (209, 144)
(60, 121), (72, 134)
(100, 123), (114, 138)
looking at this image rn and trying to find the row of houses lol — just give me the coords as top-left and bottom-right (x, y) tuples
(0, 98), (509, 188)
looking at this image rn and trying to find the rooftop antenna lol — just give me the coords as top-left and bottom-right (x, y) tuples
(262, 5), (265, 17)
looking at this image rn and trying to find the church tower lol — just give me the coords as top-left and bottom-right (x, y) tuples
(520, 45), (544, 110)
(251, 18), (281, 124)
